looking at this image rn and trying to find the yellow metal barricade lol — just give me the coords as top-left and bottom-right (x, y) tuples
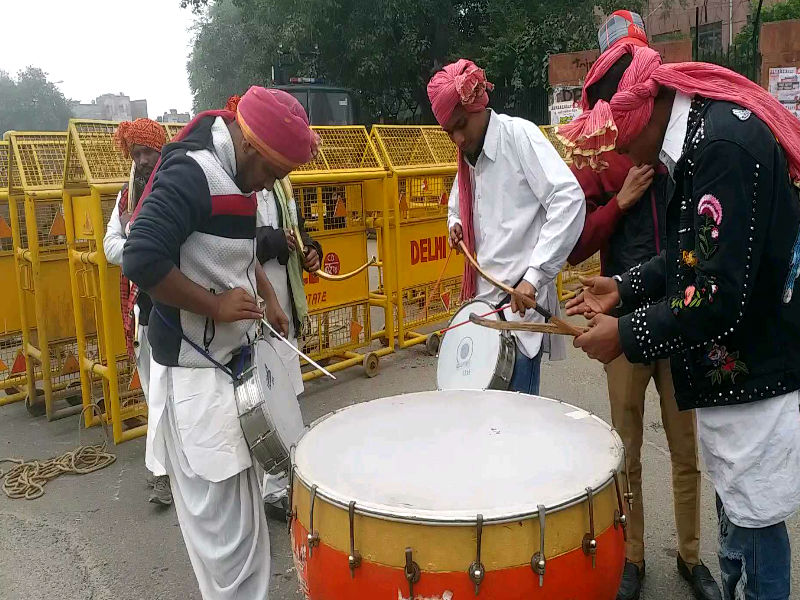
(6, 131), (91, 419)
(368, 125), (463, 351)
(557, 254), (602, 302)
(62, 119), (146, 444)
(290, 126), (390, 380)
(0, 141), (35, 406)
(163, 123), (187, 141)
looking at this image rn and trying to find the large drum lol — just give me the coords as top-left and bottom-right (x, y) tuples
(437, 300), (515, 390)
(289, 390), (628, 599)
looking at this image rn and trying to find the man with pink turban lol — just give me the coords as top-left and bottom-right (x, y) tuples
(428, 59), (585, 394)
(123, 85), (317, 599)
(561, 41), (800, 599)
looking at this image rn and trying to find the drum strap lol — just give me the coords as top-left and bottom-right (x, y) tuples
(153, 306), (238, 379)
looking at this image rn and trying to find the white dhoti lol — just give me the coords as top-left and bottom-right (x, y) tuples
(148, 359), (271, 600)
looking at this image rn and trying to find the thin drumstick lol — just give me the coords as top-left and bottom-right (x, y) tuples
(469, 314), (588, 336)
(423, 247), (454, 316)
(439, 304), (511, 334)
(457, 240), (585, 337)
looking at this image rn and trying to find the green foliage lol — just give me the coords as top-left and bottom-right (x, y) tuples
(0, 67), (72, 135)
(732, 0), (800, 56)
(185, 0), (645, 122)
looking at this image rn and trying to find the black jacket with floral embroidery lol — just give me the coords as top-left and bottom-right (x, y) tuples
(617, 98), (800, 411)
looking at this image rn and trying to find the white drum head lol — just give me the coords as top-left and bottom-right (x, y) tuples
(437, 300), (503, 390)
(294, 390), (623, 522)
(254, 339), (305, 450)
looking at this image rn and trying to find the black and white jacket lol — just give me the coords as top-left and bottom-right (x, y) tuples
(123, 115), (258, 368)
(617, 97), (800, 410)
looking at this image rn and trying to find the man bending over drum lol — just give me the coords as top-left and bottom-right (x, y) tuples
(123, 86), (316, 599)
(428, 60), (585, 394)
(560, 41), (800, 600)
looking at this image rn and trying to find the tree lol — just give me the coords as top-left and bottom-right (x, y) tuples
(184, 0), (643, 123)
(0, 67), (72, 134)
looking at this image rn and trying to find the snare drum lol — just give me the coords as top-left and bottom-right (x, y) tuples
(290, 390), (628, 599)
(437, 300), (515, 390)
(234, 339), (305, 475)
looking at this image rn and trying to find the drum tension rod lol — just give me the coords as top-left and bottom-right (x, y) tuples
(530, 504), (547, 587)
(307, 485), (320, 556)
(286, 464), (297, 536)
(622, 445), (634, 511)
(612, 472), (629, 542)
(582, 486), (598, 568)
(468, 514), (486, 595)
(348, 501), (362, 577)
(404, 547), (421, 599)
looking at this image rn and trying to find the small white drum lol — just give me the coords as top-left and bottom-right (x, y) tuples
(289, 390), (628, 599)
(234, 339), (305, 475)
(437, 299), (515, 390)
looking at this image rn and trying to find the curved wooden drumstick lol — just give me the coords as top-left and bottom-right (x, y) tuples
(469, 314), (588, 337)
(458, 240), (585, 337)
(292, 226), (376, 282)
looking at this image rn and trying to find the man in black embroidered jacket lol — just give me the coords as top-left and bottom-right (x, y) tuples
(561, 42), (800, 600)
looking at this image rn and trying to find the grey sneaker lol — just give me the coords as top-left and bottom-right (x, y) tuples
(149, 475), (173, 506)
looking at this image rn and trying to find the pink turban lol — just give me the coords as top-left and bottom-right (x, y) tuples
(236, 86), (318, 172)
(557, 43), (800, 184)
(427, 60), (494, 299)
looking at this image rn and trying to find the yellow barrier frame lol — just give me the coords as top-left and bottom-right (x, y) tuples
(62, 119), (146, 443)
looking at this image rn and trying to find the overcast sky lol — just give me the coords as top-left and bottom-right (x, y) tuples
(3, 0), (198, 118)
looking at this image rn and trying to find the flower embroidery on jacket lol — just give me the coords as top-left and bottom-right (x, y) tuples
(704, 343), (748, 385)
(682, 250), (698, 267)
(670, 275), (718, 313)
(697, 194), (723, 259)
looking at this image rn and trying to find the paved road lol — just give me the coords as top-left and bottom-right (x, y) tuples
(1, 330), (798, 599)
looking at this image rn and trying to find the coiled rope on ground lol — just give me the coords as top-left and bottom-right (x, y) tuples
(0, 404), (116, 500)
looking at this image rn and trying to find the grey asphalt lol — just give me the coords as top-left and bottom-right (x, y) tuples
(1, 331), (798, 599)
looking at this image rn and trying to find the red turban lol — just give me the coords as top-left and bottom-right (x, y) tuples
(427, 60), (494, 300)
(236, 86), (318, 172)
(113, 118), (165, 159)
(557, 43), (800, 185)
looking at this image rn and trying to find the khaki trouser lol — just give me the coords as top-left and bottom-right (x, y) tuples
(605, 355), (701, 567)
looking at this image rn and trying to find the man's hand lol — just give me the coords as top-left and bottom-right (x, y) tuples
(565, 276), (620, 318)
(510, 281), (537, 316)
(617, 165), (655, 212)
(449, 223), (463, 251)
(303, 247), (321, 272)
(213, 287), (263, 323)
(573, 314), (622, 363)
(284, 229), (298, 253)
(265, 297), (290, 337)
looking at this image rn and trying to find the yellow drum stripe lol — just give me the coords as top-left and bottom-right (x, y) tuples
(292, 481), (621, 572)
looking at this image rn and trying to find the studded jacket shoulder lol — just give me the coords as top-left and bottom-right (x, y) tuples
(616, 97), (800, 410)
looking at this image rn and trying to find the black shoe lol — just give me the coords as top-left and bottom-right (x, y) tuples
(677, 555), (722, 600)
(617, 560), (645, 600)
(264, 496), (289, 523)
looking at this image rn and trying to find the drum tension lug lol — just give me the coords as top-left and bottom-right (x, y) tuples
(404, 547), (421, 599)
(612, 471), (628, 541)
(467, 514), (486, 595)
(348, 501), (361, 577)
(307, 485), (320, 556)
(530, 504), (546, 587)
(286, 464), (296, 537)
(581, 486), (597, 568)
(622, 445), (634, 511)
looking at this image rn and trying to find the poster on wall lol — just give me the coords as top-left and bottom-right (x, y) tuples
(549, 100), (582, 126)
(769, 67), (800, 119)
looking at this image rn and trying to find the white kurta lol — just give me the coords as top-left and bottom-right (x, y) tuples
(448, 110), (585, 359)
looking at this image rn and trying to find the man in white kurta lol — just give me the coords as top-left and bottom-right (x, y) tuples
(429, 60), (585, 394)
(123, 87), (318, 599)
(254, 181), (322, 512)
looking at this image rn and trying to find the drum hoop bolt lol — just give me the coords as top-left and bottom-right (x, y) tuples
(348, 501), (362, 577)
(530, 503), (547, 587)
(581, 486), (598, 569)
(404, 547), (421, 599)
(307, 485), (320, 555)
(612, 471), (629, 542)
(467, 513), (486, 595)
